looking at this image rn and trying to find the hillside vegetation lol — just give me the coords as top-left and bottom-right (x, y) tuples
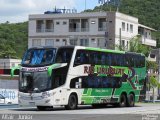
(0, 22), (28, 58)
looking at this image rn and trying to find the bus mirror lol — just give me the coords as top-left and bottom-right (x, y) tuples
(75, 78), (82, 88)
(11, 65), (21, 78)
(75, 82), (79, 88)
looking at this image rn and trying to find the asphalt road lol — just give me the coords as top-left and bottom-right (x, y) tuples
(0, 103), (159, 120)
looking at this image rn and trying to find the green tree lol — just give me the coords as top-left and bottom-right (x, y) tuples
(149, 75), (160, 102)
(0, 22), (28, 58)
(116, 35), (151, 57)
(129, 35), (151, 57)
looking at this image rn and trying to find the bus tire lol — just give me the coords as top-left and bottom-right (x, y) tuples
(119, 94), (127, 107)
(65, 94), (77, 110)
(127, 94), (135, 107)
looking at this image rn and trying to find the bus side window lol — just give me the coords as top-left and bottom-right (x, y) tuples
(128, 55), (134, 67)
(106, 53), (111, 66)
(101, 53), (106, 65)
(93, 52), (98, 64)
(111, 53), (117, 66)
(89, 52), (95, 64)
(135, 56), (139, 67)
(114, 54), (120, 66)
(74, 51), (81, 65)
(74, 50), (89, 66)
(117, 54), (124, 66)
(56, 52), (63, 63)
(80, 51), (89, 64)
(140, 56), (145, 68)
(125, 55), (130, 67)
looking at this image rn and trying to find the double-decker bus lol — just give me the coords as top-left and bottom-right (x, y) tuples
(11, 46), (146, 110)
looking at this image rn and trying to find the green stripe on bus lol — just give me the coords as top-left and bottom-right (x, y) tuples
(86, 47), (125, 54)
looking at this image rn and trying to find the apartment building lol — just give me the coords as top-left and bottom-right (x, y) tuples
(28, 11), (156, 50)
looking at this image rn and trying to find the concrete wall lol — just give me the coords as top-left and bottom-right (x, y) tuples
(0, 79), (18, 104)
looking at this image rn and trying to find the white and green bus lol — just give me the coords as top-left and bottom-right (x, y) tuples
(11, 46), (146, 110)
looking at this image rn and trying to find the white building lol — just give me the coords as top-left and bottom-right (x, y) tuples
(28, 11), (156, 50)
(0, 59), (21, 69)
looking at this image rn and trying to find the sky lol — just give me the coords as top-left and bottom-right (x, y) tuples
(0, 0), (100, 23)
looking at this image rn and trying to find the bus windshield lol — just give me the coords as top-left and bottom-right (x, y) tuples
(21, 48), (56, 66)
(19, 71), (51, 93)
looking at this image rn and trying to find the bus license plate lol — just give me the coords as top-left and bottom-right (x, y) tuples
(29, 102), (35, 106)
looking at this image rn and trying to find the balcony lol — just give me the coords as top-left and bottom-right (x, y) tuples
(36, 29), (54, 33)
(69, 28), (81, 32)
(141, 36), (156, 47)
(98, 27), (106, 31)
(81, 28), (89, 32)
(45, 29), (54, 32)
(36, 29), (45, 33)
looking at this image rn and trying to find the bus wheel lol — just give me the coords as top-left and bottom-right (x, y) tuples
(65, 94), (77, 110)
(119, 94), (127, 107)
(127, 94), (135, 107)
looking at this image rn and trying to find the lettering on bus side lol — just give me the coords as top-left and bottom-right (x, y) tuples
(84, 66), (125, 76)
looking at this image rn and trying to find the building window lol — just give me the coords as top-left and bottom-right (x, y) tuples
(81, 19), (89, 32)
(63, 21), (67, 25)
(98, 18), (106, 31)
(56, 22), (60, 25)
(122, 22), (125, 31)
(80, 39), (89, 46)
(70, 39), (77, 45)
(145, 32), (148, 38)
(63, 39), (67, 45)
(69, 19), (80, 32)
(32, 39), (41, 47)
(127, 23), (129, 32)
(97, 38), (105, 47)
(45, 39), (54, 46)
(45, 20), (54, 32)
(121, 40), (125, 48)
(36, 20), (44, 32)
(130, 24), (133, 33)
(56, 39), (60, 42)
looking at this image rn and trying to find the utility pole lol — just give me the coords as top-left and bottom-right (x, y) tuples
(119, 28), (122, 47)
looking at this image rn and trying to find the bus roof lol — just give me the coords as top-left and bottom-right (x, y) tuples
(74, 46), (144, 56)
(28, 46), (145, 56)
